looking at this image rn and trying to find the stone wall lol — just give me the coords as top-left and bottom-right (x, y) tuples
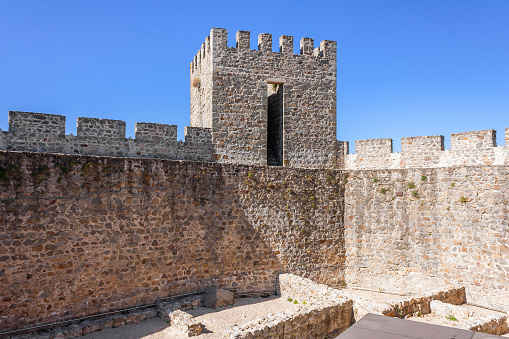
(0, 111), (213, 161)
(226, 274), (354, 339)
(344, 165), (509, 311)
(0, 151), (345, 332)
(198, 28), (337, 168)
(344, 129), (509, 170)
(190, 35), (213, 128)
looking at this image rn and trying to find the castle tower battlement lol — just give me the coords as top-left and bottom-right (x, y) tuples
(3, 28), (506, 171)
(191, 28), (337, 168)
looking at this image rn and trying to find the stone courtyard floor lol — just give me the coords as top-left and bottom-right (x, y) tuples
(79, 296), (302, 339)
(46, 286), (509, 338)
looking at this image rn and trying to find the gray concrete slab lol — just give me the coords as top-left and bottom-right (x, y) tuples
(336, 313), (505, 339)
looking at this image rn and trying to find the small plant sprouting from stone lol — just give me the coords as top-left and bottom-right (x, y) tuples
(446, 315), (458, 321)
(373, 178), (379, 182)
(343, 177), (348, 184)
(412, 191), (419, 198)
(421, 175), (428, 181)
(293, 300), (298, 304)
(407, 182), (416, 189)
(192, 77), (201, 89)
(302, 301), (307, 305)
(272, 83), (278, 90)
(287, 297), (293, 302)
(451, 182), (455, 187)
(247, 172), (252, 178)
(380, 187), (388, 194)
(341, 281), (347, 287)
(459, 196), (468, 203)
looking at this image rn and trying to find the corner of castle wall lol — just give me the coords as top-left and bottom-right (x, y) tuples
(210, 27), (228, 55)
(320, 40), (337, 60)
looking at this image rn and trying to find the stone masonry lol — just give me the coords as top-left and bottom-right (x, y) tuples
(0, 28), (508, 336)
(0, 151), (345, 332)
(190, 28), (337, 168)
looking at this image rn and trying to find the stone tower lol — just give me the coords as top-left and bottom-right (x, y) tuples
(190, 28), (337, 168)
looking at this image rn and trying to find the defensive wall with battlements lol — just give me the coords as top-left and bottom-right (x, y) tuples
(342, 128), (509, 170)
(0, 111), (213, 162)
(0, 28), (508, 337)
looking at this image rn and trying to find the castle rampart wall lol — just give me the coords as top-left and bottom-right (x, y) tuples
(344, 129), (509, 170)
(344, 165), (509, 311)
(0, 152), (345, 332)
(0, 111), (213, 162)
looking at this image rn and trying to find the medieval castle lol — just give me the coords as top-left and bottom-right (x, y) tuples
(0, 28), (507, 338)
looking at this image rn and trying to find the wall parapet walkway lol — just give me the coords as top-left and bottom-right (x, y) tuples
(341, 128), (509, 170)
(0, 111), (213, 162)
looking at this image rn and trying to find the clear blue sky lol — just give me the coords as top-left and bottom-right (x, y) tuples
(1, 0), (507, 152)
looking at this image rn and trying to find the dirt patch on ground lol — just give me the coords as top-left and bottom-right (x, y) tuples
(79, 296), (302, 339)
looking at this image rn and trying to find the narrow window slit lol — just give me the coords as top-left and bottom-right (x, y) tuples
(267, 83), (284, 166)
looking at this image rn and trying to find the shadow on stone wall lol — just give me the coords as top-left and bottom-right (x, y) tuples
(0, 152), (346, 332)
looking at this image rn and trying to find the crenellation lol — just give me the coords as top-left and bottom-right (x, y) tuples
(205, 35), (210, 54)
(355, 138), (393, 155)
(7, 111), (66, 152)
(1, 28), (509, 337)
(401, 135), (444, 154)
(345, 129), (509, 170)
(279, 35), (293, 54)
(258, 33), (272, 53)
(184, 126), (212, 143)
(210, 27), (228, 51)
(0, 112), (218, 161)
(320, 40), (337, 59)
(235, 30), (250, 49)
(300, 37), (314, 55)
(451, 129), (497, 151)
(134, 122), (177, 142)
(76, 117), (126, 139)
(9, 111), (66, 137)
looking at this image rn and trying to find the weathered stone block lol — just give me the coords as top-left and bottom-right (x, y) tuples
(204, 288), (234, 309)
